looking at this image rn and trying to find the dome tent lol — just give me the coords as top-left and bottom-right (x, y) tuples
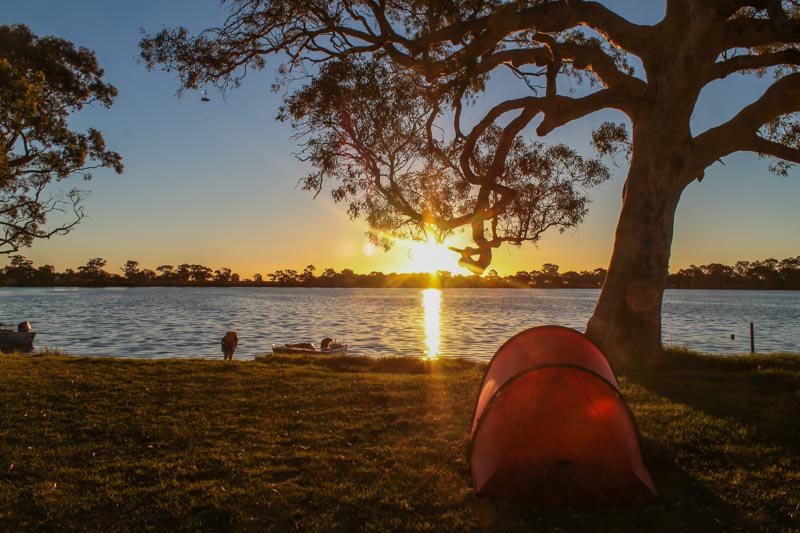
(469, 326), (657, 504)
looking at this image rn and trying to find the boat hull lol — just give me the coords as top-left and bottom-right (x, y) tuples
(272, 344), (348, 356)
(0, 331), (36, 351)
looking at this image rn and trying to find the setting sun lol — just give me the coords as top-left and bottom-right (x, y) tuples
(404, 236), (463, 274)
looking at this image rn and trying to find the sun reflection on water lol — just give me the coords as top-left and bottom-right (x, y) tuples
(423, 288), (441, 359)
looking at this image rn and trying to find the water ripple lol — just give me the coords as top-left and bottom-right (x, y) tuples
(0, 287), (797, 359)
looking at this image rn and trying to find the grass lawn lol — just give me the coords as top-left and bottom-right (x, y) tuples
(0, 350), (798, 531)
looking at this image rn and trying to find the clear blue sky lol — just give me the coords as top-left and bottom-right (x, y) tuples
(3, 1), (798, 277)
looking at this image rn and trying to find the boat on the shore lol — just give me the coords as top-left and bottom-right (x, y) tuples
(272, 337), (348, 356)
(0, 321), (36, 352)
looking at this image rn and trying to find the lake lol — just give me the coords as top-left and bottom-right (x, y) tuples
(1, 287), (798, 359)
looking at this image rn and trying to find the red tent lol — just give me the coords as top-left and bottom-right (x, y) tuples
(469, 325), (657, 504)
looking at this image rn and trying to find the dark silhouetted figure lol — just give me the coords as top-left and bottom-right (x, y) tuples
(222, 331), (238, 360)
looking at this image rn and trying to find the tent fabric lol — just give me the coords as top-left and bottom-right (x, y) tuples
(469, 325), (657, 504)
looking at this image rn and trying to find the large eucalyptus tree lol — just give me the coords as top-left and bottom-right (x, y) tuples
(141, 1), (800, 366)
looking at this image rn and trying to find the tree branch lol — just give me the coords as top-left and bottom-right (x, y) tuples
(721, 17), (800, 51)
(390, 1), (651, 80)
(460, 97), (541, 185)
(564, 0), (653, 54)
(426, 0), (649, 54)
(536, 87), (637, 136)
(749, 134), (800, 163)
(709, 48), (800, 81)
(691, 72), (800, 176)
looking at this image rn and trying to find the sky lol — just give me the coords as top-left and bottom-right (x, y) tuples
(2, 1), (799, 278)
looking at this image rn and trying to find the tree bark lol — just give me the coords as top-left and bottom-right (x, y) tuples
(584, 7), (704, 368)
(585, 150), (685, 369)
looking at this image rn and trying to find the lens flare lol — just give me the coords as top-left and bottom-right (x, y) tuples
(406, 235), (461, 274)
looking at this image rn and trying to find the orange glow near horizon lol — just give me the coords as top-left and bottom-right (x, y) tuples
(402, 235), (464, 274)
(423, 288), (441, 359)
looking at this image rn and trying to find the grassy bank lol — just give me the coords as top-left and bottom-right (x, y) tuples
(0, 351), (798, 531)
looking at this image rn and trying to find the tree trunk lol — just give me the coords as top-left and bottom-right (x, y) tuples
(585, 153), (685, 369)
(583, 4), (714, 367)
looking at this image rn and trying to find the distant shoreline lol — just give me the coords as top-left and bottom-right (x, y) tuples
(4, 255), (798, 290)
(1, 283), (797, 290)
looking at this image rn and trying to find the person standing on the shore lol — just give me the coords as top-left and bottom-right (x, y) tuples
(222, 331), (238, 360)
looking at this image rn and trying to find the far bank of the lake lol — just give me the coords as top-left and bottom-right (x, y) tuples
(3, 255), (799, 290)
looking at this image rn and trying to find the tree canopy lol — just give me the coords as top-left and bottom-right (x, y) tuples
(140, 2), (621, 273)
(0, 24), (123, 254)
(140, 1), (800, 363)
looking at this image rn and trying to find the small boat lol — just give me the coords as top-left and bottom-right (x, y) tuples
(272, 337), (348, 356)
(0, 321), (36, 352)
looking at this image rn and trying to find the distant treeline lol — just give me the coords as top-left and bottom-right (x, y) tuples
(1, 256), (800, 290)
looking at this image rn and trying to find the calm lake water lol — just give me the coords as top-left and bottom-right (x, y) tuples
(1, 287), (797, 360)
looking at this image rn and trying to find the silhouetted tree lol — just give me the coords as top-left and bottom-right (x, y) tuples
(175, 264), (192, 283)
(33, 264), (55, 284)
(77, 257), (109, 283)
(560, 271), (581, 288)
(510, 270), (534, 287)
(123, 260), (141, 281)
(2, 254), (798, 289)
(189, 264), (212, 283)
(701, 263), (734, 289)
(537, 263), (560, 287)
(268, 269), (301, 285)
(214, 267), (233, 283)
(338, 268), (357, 288)
(141, 1), (800, 365)
(61, 268), (75, 283)
(0, 24), (123, 254)
(749, 258), (782, 288)
(156, 264), (175, 282)
(2, 254), (34, 282)
(779, 256), (800, 288)
(571, 268), (607, 288)
(302, 264), (316, 284)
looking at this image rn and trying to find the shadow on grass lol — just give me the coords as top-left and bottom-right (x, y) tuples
(1, 352), (794, 530)
(615, 349), (800, 531)
(624, 349), (800, 450)
(470, 453), (752, 532)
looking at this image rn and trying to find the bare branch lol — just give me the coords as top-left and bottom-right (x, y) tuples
(721, 17), (800, 51)
(691, 72), (800, 176)
(750, 134), (800, 163)
(425, 1), (650, 56)
(709, 48), (800, 80)
(567, 1), (654, 51)
(460, 97), (541, 184)
(537, 88), (637, 135)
